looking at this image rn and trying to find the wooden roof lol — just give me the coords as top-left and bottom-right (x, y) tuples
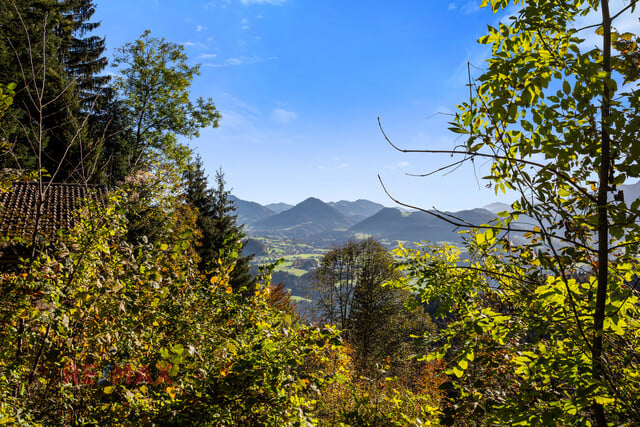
(0, 182), (107, 240)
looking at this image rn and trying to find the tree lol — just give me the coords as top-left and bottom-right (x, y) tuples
(312, 238), (430, 372)
(183, 157), (255, 293)
(0, 0), (110, 182)
(0, 0), (76, 174)
(385, 0), (640, 424)
(112, 31), (221, 175)
(59, 0), (110, 108)
(52, 0), (112, 182)
(0, 179), (343, 425)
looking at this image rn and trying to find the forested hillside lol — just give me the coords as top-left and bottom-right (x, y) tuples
(1, 0), (640, 426)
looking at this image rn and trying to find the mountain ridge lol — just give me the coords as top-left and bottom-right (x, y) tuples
(253, 197), (355, 236)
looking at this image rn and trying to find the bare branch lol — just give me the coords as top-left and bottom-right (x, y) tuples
(378, 117), (597, 202)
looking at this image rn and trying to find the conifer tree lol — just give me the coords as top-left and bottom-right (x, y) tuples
(0, 0), (110, 183)
(60, 0), (109, 108)
(46, 0), (111, 182)
(183, 157), (255, 293)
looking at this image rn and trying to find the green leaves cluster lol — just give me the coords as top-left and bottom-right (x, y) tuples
(113, 30), (221, 174)
(396, 236), (640, 424)
(395, 0), (640, 424)
(0, 182), (339, 425)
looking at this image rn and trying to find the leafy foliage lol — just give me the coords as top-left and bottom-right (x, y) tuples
(113, 30), (221, 174)
(393, 0), (640, 425)
(312, 238), (434, 374)
(0, 180), (343, 425)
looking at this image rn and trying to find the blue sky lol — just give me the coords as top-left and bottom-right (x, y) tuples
(94, 1), (517, 211)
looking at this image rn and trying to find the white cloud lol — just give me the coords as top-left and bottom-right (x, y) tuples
(219, 92), (262, 119)
(242, 18), (249, 30)
(398, 161), (410, 168)
(460, 1), (481, 15)
(182, 41), (208, 49)
(106, 71), (123, 79)
(197, 53), (218, 60)
(271, 108), (298, 124)
(240, 0), (287, 4)
(202, 55), (273, 67)
(448, 1), (481, 15)
(196, 25), (208, 32)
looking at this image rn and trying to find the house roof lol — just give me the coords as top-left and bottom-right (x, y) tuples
(0, 182), (107, 240)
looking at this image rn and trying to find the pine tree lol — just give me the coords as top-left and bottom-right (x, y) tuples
(0, 0), (71, 173)
(183, 157), (255, 293)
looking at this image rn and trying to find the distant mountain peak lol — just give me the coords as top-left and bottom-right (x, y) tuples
(328, 199), (385, 222)
(299, 196), (324, 205)
(230, 195), (274, 226)
(254, 197), (354, 235)
(265, 202), (293, 214)
(482, 202), (511, 213)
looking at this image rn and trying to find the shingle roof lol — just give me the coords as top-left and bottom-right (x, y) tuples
(0, 182), (107, 240)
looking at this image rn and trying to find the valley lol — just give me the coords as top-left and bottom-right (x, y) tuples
(237, 180), (640, 300)
(237, 195), (498, 299)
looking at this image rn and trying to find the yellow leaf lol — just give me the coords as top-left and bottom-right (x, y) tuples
(104, 386), (114, 394)
(166, 386), (176, 399)
(140, 385), (148, 394)
(225, 286), (233, 294)
(160, 243), (168, 251)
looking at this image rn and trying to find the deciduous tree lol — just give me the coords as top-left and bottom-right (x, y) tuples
(113, 31), (221, 174)
(312, 238), (430, 372)
(386, 0), (640, 424)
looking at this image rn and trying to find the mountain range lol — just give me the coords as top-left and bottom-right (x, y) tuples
(254, 197), (354, 233)
(233, 196), (498, 245)
(233, 179), (640, 247)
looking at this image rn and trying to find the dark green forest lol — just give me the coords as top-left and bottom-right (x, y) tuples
(1, 0), (640, 425)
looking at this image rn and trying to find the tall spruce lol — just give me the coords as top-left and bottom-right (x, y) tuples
(0, 0), (71, 173)
(60, 0), (109, 108)
(0, 0), (111, 183)
(47, 0), (111, 182)
(183, 157), (255, 293)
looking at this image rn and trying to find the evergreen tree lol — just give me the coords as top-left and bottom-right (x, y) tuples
(45, 0), (111, 182)
(89, 87), (135, 186)
(0, 0), (71, 173)
(59, 0), (109, 108)
(183, 157), (255, 293)
(0, 0), (111, 183)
